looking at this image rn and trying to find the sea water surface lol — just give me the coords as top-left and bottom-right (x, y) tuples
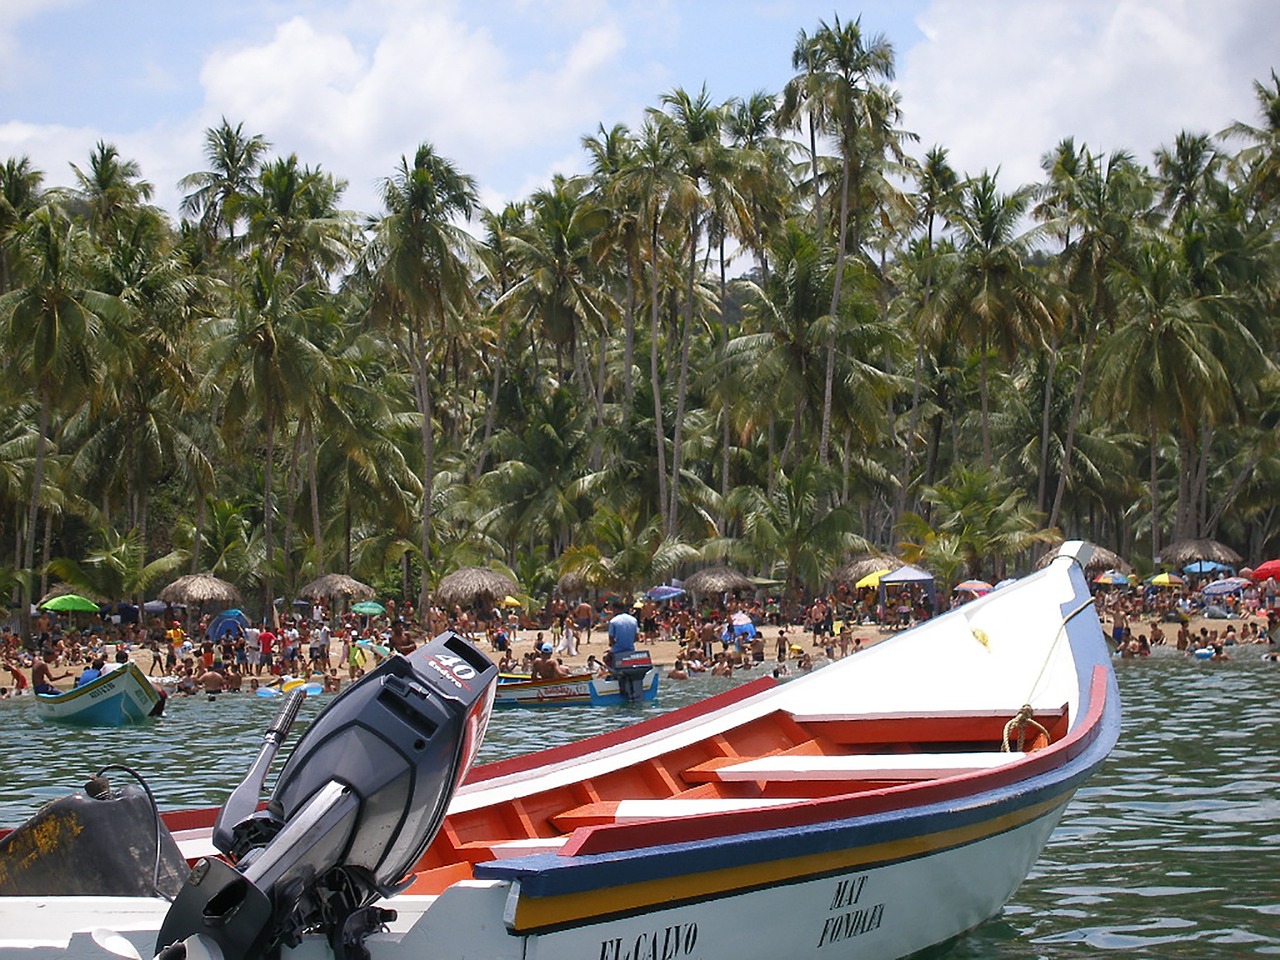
(1, 649), (1277, 957)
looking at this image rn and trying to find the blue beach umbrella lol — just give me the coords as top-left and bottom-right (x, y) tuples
(1183, 559), (1231, 575)
(645, 585), (686, 602)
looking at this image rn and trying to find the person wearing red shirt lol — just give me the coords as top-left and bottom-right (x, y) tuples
(257, 626), (277, 676)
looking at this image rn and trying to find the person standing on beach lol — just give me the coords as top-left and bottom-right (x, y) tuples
(574, 600), (593, 645)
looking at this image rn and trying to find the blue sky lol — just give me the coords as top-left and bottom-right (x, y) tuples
(2, 1), (1274, 221)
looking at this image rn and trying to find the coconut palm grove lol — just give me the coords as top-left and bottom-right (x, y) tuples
(1, 17), (1278, 626)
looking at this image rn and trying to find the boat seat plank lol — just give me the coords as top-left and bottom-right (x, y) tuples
(554, 798), (795, 829)
(786, 705), (1069, 746)
(688, 750), (1027, 782)
(456, 836), (571, 860)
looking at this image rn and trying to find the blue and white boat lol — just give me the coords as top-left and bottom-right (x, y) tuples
(33, 661), (160, 725)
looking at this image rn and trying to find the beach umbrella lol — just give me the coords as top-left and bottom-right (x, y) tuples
(855, 568), (891, 589)
(645, 585), (686, 602)
(1159, 538), (1242, 567)
(351, 600), (385, 616)
(1248, 559), (1280, 582)
(1201, 577), (1249, 597)
(434, 565), (518, 608)
(158, 573), (241, 607)
(500, 595), (523, 607)
(296, 573), (376, 602)
(683, 565), (753, 596)
(38, 593), (99, 613)
(1183, 559), (1231, 575)
(954, 579), (993, 594)
(1093, 570), (1131, 586)
(1148, 572), (1184, 587)
(993, 578), (1017, 590)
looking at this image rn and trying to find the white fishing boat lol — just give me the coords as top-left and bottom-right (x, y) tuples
(33, 661), (161, 725)
(0, 542), (1119, 960)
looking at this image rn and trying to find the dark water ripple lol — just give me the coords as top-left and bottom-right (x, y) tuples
(1, 653), (1277, 957)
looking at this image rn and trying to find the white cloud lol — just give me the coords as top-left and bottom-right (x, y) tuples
(898, 0), (1276, 190)
(192, 5), (628, 216)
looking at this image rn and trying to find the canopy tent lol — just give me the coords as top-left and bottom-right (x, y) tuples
(879, 565), (936, 614)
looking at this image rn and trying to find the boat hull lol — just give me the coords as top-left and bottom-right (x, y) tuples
(494, 671), (658, 707)
(33, 662), (159, 726)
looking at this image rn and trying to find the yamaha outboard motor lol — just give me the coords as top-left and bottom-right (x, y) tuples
(612, 649), (653, 703)
(156, 630), (496, 960)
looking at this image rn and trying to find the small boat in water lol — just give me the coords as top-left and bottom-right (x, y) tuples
(0, 543), (1119, 960)
(495, 651), (659, 706)
(33, 661), (160, 725)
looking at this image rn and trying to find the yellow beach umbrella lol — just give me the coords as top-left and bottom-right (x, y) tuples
(855, 568), (891, 589)
(1149, 572), (1184, 587)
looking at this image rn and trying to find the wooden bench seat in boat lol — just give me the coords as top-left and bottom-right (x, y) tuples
(784, 706), (1069, 746)
(683, 750), (1027, 783)
(553, 797), (796, 829)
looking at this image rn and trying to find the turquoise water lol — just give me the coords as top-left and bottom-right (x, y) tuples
(2, 652), (1277, 957)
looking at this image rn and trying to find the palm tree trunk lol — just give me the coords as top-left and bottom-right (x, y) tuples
(307, 420), (323, 574)
(648, 215), (669, 531)
(667, 214), (698, 535)
(1048, 319), (1098, 531)
(283, 425), (302, 595)
(622, 253), (636, 414)
(262, 397), (276, 619)
(413, 342), (435, 612)
(819, 152), (853, 467)
(1148, 413), (1160, 564)
(1037, 342), (1059, 513)
(21, 391), (51, 640)
(979, 324), (992, 469)
(719, 234), (731, 524)
(473, 344), (503, 482)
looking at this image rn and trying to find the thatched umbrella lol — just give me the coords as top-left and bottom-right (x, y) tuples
(832, 553), (901, 587)
(555, 571), (585, 597)
(296, 573), (375, 601)
(1034, 541), (1130, 574)
(435, 566), (518, 609)
(683, 565), (753, 597)
(1159, 538), (1242, 568)
(158, 573), (241, 607)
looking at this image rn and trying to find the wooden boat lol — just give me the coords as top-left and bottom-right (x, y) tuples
(33, 661), (160, 725)
(494, 669), (659, 706)
(0, 543), (1119, 959)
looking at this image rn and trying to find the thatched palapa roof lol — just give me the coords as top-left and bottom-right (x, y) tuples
(833, 553), (902, 587)
(297, 573), (375, 601)
(435, 566), (518, 608)
(1034, 541), (1130, 574)
(158, 573), (241, 606)
(683, 565), (753, 596)
(1159, 538), (1242, 567)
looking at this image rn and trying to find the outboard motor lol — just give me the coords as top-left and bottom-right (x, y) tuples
(611, 649), (653, 703)
(156, 630), (496, 960)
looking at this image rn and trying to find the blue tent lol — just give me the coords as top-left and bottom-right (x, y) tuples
(207, 608), (250, 640)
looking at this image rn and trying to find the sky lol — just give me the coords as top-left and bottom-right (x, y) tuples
(1, 0), (1275, 222)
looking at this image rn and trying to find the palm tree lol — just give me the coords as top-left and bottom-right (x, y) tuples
(363, 143), (480, 611)
(803, 15), (900, 466)
(179, 118), (270, 247)
(0, 201), (121, 631)
(1047, 149), (1153, 532)
(936, 172), (1052, 469)
(69, 141), (155, 234)
(0, 157), (44, 294)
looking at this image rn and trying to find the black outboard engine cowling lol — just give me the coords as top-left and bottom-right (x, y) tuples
(156, 630), (496, 960)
